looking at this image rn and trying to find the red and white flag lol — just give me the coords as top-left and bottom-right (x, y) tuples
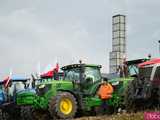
(3, 76), (10, 88)
(40, 63), (59, 78)
(3, 70), (12, 88)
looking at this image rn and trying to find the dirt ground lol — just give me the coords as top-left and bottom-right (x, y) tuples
(35, 112), (144, 120)
(74, 112), (144, 120)
(35, 109), (160, 120)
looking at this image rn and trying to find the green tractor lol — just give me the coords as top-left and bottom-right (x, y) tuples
(17, 63), (110, 119)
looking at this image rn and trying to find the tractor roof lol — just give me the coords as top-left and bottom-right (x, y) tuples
(10, 75), (30, 82)
(0, 75), (29, 85)
(126, 58), (148, 66)
(138, 58), (160, 68)
(61, 64), (101, 70)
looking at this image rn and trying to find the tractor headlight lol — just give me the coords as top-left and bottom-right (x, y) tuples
(36, 84), (51, 96)
(39, 84), (45, 89)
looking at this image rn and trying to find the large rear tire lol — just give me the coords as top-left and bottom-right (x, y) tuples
(49, 92), (77, 119)
(124, 79), (138, 112)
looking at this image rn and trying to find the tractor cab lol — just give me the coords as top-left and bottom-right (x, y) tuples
(138, 58), (160, 85)
(109, 58), (148, 89)
(61, 63), (102, 95)
(126, 58), (148, 77)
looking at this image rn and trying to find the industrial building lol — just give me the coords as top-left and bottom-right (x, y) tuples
(109, 15), (126, 73)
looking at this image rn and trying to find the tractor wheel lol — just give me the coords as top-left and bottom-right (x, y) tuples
(124, 78), (137, 112)
(20, 106), (34, 120)
(0, 110), (10, 120)
(49, 92), (77, 119)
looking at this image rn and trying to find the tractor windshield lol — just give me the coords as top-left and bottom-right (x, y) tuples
(128, 65), (139, 76)
(84, 67), (101, 82)
(64, 68), (80, 81)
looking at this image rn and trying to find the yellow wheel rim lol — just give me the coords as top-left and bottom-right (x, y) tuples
(60, 98), (73, 115)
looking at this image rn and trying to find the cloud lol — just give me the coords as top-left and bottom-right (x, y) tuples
(0, 0), (111, 78)
(0, 0), (160, 79)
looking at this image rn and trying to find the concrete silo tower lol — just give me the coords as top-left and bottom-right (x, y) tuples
(109, 15), (126, 73)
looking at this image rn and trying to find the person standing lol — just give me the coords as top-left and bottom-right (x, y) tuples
(97, 78), (114, 114)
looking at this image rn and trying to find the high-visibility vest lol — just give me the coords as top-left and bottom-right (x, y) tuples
(98, 83), (113, 100)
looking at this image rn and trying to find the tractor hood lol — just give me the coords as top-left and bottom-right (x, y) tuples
(109, 77), (133, 85)
(16, 88), (36, 105)
(109, 77), (134, 95)
(37, 80), (73, 89)
(36, 80), (74, 97)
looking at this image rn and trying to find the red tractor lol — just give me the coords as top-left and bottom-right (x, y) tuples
(125, 58), (160, 111)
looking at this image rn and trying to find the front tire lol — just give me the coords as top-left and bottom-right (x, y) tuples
(49, 92), (77, 119)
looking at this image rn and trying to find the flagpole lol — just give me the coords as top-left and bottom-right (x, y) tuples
(37, 61), (41, 78)
(9, 68), (12, 78)
(158, 40), (160, 55)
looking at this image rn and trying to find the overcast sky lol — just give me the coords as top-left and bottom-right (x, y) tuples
(0, 0), (159, 77)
